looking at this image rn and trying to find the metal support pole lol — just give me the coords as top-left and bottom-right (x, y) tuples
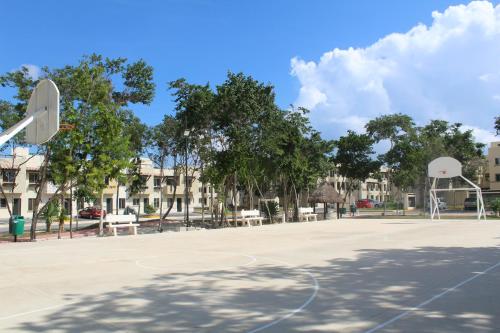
(185, 134), (189, 230)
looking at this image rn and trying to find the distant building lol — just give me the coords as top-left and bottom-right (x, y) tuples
(0, 147), (214, 219)
(487, 141), (500, 191)
(326, 166), (392, 204)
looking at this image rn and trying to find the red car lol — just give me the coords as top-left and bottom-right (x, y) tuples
(356, 199), (374, 208)
(78, 207), (107, 219)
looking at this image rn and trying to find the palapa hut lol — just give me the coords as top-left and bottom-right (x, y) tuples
(308, 182), (345, 219)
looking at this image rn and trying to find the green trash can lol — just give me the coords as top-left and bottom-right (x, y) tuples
(340, 208), (347, 215)
(9, 215), (25, 241)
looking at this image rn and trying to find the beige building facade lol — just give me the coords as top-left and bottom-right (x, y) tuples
(487, 141), (500, 191)
(326, 166), (392, 205)
(0, 148), (213, 219)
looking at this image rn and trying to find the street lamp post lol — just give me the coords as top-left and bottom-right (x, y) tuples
(184, 129), (190, 230)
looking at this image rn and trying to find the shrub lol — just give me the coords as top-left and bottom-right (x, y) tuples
(490, 198), (500, 216)
(261, 201), (279, 222)
(42, 201), (60, 232)
(144, 204), (156, 214)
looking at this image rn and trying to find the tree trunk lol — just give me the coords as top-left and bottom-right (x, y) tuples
(58, 192), (65, 239)
(292, 182), (299, 221)
(232, 172), (237, 225)
(283, 176), (289, 222)
(31, 149), (51, 240)
(116, 181), (119, 215)
(69, 182), (73, 239)
(200, 162), (205, 226)
(254, 178), (272, 223)
(158, 156), (165, 231)
(161, 155), (179, 220)
(99, 191), (104, 236)
(210, 183), (215, 228)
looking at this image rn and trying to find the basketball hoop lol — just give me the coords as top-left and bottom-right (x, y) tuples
(0, 79), (60, 147)
(428, 157), (486, 221)
(59, 123), (75, 131)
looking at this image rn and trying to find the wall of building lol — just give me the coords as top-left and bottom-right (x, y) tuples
(487, 141), (500, 191)
(0, 150), (214, 219)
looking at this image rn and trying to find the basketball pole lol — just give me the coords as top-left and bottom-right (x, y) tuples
(0, 109), (46, 147)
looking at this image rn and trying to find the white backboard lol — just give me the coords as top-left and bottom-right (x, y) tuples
(25, 79), (59, 144)
(428, 157), (462, 178)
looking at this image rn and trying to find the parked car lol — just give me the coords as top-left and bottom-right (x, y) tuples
(124, 206), (137, 215)
(436, 198), (447, 210)
(369, 199), (383, 208)
(356, 199), (374, 208)
(78, 207), (107, 219)
(464, 197), (477, 211)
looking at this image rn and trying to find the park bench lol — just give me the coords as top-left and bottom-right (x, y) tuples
(241, 209), (264, 227)
(106, 216), (139, 236)
(298, 207), (318, 222)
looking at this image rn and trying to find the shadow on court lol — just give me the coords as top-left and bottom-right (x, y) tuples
(12, 246), (500, 333)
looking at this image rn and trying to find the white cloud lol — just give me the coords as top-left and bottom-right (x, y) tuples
(291, 0), (500, 145)
(462, 125), (498, 144)
(19, 64), (41, 80)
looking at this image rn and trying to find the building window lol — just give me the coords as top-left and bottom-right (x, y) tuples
(496, 174), (500, 182)
(133, 198), (139, 206)
(64, 199), (71, 213)
(154, 177), (162, 188)
(496, 158), (500, 165)
(154, 198), (160, 208)
(28, 198), (35, 211)
(0, 198), (6, 208)
(166, 176), (179, 186)
(77, 200), (84, 210)
(140, 176), (149, 189)
(28, 172), (39, 184)
(119, 198), (125, 209)
(104, 176), (110, 185)
(2, 169), (16, 183)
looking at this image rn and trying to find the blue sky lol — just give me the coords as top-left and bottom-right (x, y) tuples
(1, 0), (499, 142)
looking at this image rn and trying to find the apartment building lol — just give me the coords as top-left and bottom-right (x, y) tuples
(487, 141), (500, 191)
(0, 148), (214, 219)
(326, 166), (392, 204)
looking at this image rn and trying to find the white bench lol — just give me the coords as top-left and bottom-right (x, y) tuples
(241, 209), (264, 227)
(298, 207), (318, 222)
(106, 216), (139, 236)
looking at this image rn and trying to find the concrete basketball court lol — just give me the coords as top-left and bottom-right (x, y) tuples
(0, 219), (499, 332)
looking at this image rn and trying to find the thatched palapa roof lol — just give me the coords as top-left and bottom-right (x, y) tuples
(308, 182), (344, 204)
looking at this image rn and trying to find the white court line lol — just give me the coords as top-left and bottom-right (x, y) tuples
(246, 256), (319, 333)
(0, 304), (63, 321)
(364, 260), (500, 333)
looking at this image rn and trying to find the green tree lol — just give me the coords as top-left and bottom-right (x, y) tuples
(123, 111), (150, 222)
(149, 115), (182, 229)
(366, 113), (415, 213)
(168, 78), (214, 226)
(0, 67), (38, 217)
(333, 131), (381, 206)
(0, 54), (156, 240)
